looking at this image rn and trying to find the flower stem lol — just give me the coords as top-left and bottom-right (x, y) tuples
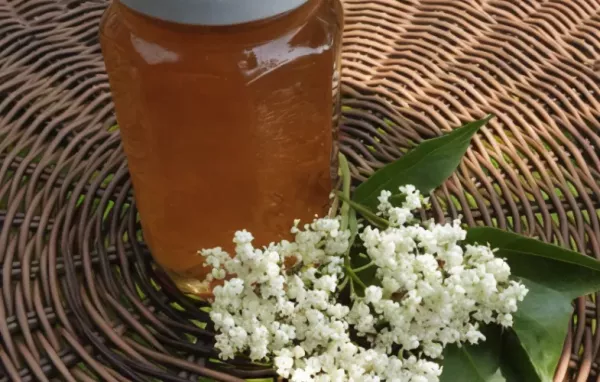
(336, 192), (389, 229)
(338, 153), (352, 231)
(345, 262), (367, 290)
(338, 153), (368, 292)
(337, 276), (349, 291)
(352, 261), (375, 273)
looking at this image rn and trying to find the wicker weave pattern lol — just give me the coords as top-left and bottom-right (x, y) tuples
(1, 0), (599, 381)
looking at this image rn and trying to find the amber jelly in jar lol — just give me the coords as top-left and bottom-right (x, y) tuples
(100, 0), (343, 296)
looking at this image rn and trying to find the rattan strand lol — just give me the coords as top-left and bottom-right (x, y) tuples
(1, 0), (600, 381)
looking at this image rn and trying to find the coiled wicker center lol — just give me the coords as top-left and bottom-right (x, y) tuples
(1, 0), (600, 381)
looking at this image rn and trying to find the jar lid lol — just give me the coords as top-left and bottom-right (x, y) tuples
(119, 0), (309, 26)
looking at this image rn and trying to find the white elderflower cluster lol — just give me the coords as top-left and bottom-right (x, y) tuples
(204, 185), (528, 382)
(350, 186), (528, 361)
(204, 218), (351, 363)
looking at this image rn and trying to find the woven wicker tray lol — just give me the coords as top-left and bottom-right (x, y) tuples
(1, 0), (600, 380)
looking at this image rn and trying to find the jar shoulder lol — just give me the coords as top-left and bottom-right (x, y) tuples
(100, 0), (342, 72)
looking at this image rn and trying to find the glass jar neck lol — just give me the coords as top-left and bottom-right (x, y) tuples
(118, 0), (309, 26)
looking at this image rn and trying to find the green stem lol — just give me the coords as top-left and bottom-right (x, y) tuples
(345, 262), (367, 290)
(337, 276), (349, 291)
(336, 192), (389, 229)
(337, 153), (368, 294)
(353, 261), (375, 273)
(338, 153), (352, 231)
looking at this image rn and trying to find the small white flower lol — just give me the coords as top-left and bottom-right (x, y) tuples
(211, 268), (226, 280)
(498, 313), (514, 327)
(233, 230), (253, 244)
(275, 351), (294, 378)
(314, 275), (338, 293)
(377, 190), (393, 213)
(365, 286), (383, 304)
(388, 207), (413, 226)
(465, 325), (486, 344)
(291, 368), (313, 382)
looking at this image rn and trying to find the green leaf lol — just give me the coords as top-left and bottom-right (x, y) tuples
(440, 326), (527, 382)
(353, 115), (492, 208)
(466, 227), (600, 382)
(440, 325), (505, 382)
(500, 327), (543, 382)
(508, 280), (573, 382)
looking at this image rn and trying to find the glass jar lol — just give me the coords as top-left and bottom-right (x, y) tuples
(100, 0), (343, 296)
